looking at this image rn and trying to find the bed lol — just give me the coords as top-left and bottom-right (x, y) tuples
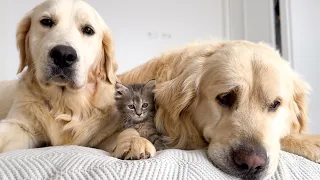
(0, 146), (319, 180)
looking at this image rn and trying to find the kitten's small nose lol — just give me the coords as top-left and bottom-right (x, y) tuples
(136, 109), (142, 116)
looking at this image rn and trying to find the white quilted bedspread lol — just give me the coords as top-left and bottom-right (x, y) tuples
(0, 146), (319, 180)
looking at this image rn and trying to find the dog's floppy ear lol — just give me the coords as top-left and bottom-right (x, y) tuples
(16, 13), (32, 73)
(99, 28), (118, 84)
(154, 73), (204, 148)
(292, 75), (311, 133)
(155, 74), (196, 120)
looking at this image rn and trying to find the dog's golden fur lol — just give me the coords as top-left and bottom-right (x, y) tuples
(118, 40), (320, 178)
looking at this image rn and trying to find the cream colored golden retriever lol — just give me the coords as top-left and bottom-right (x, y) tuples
(118, 41), (320, 179)
(0, 0), (157, 160)
(0, 0), (124, 153)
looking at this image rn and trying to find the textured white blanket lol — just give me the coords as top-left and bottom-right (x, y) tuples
(0, 146), (319, 180)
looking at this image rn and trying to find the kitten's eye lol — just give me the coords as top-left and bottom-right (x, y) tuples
(142, 103), (148, 108)
(40, 18), (54, 28)
(128, 105), (134, 109)
(82, 25), (95, 36)
(269, 100), (281, 112)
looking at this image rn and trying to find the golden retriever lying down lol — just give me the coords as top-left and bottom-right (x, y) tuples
(118, 41), (320, 179)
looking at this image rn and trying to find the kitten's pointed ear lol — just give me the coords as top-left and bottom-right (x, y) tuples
(144, 79), (156, 90)
(115, 82), (128, 98)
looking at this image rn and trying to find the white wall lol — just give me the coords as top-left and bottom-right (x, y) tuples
(0, 0), (43, 80)
(285, 0), (320, 133)
(88, 0), (226, 74)
(228, 0), (275, 47)
(0, 0), (10, 80)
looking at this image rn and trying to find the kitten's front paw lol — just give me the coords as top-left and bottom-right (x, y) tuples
(112, 136), (156, 160)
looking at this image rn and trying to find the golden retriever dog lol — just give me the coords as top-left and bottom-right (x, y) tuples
(0, 0), (156, 160)
(118, 41), (320, 179)
(0, 0), (124, 154)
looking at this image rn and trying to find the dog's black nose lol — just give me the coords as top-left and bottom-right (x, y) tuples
(233, 143), (268, 174)
(50, 45), (77, 68)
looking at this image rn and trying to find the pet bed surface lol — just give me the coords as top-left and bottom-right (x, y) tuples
(0, 146), (319, 180)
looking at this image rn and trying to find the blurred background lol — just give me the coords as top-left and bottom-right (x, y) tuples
(0, 0), (319, 133)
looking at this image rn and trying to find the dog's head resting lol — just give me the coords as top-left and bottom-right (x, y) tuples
(156, 41), (310, 180)
(17, 0), (117, 91)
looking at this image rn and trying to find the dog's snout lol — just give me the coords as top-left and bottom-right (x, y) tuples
(233, 144), (268, 173)
(50, 45), (77, 68)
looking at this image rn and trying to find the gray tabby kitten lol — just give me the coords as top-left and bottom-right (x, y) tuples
(115, 79), (168, 151)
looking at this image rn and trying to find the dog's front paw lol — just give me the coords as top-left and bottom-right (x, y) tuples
(112, 136), (156, 160)
(300, 138), (320, 163)
(111, 128), (156, 160)
(281, 134), (320, 163)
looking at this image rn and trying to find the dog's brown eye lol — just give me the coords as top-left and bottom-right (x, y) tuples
(269, 100), (281, 112)
(128, 105), (134, 109)
(216, 91), (237, 108)
(82, 26), (95, 36)
(40, 18), (54, 28)
(142, 103), (148, 108)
